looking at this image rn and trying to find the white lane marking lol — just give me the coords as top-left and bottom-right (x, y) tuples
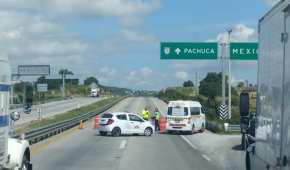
(202, 154), (211, 162)
(119, 140), (127, 149)
(180, 135), (197, 149)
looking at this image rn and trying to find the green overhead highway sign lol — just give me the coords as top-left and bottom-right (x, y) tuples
(230, 43), (258, 60)
(160, 42), (218, 60)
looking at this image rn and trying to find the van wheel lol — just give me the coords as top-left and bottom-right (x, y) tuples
(20, 155), (30, 170)
(112, 127), (121, 137)
(144, 127), (153, 136)
(191, 124), (196, 135)
(200, 123), (205, 133)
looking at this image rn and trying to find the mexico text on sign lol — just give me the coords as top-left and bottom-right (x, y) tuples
(230, 43), (258, 60)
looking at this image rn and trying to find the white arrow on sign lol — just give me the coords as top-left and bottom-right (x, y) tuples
(175, 48), (181, 55)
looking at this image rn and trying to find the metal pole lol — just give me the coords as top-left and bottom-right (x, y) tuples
(62, 73), (65, 98)
(10, 82), (14, 105)
(221, 43), (226, 105)
(195, 72), (199, 95)
(227, 29), (233, 119)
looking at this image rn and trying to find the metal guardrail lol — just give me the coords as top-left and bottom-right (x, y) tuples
(13, 97), (125, 144)
(227, 124), (241, 132)
(206, 121), (241, 133)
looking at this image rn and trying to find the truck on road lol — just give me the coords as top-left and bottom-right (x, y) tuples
(240, 1), (290, 169)
(90, 88), (100, 97)
(0, 54), (32, 170)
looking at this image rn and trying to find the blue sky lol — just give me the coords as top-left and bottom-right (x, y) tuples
(0, 0), (277, 90)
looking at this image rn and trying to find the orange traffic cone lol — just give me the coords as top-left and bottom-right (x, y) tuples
(159, 116), (166, 133)
(79, 120), (85, 129)
(93, 115), (100, 129)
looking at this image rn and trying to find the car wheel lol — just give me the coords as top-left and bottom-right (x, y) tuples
(112, 127), (121, 137)
(20, 155), (30, 170)
(200, 123), (205, 133)
(144, 127), (153, 137)
(100, 131), (107, 136)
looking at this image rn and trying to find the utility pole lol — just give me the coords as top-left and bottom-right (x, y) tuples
(221, 43), (226, 105)
(195, 72), (199, 95)
(62, 73), (65, 98)
(227, 29), (233, 119)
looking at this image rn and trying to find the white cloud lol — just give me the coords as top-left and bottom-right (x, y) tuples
(0, 0), (160, 27)
(263, 0), (280, 6)
(231, 76), (245, 86)
(175, 71), (189, 81)
(140, 67), (153, 76)
(214, 24), (256, 43)
(122, 29), (157, 44)
(127, 67), (153, 83)
(96, 67), (117, 84)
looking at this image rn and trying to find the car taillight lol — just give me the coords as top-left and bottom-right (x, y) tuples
(107, 119), (114, 125)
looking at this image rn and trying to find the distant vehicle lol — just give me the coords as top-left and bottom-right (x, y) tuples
(23, 98), (33, 114)
(0, 54), (32, 170)
(98, 112), (154, 137)
(90, 88), (99, 97)
(240, 1), (290, 169)
(166, 100), (205, 134)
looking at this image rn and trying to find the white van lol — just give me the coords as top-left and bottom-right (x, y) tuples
(166, 100), (205, 134)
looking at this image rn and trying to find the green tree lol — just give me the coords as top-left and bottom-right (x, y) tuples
(199, 72), (222, 99)
(59, 69), (73, 79)
(59, 69), (73, 97)
(183, 80), (194, 87)
(36, 76), (46, 84)
(84, 77), (99, 86)
(237, 81), (245, 88)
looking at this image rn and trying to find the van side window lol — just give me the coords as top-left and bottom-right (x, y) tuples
(190, 107), (200, 115)
(184, 107), (189, 116)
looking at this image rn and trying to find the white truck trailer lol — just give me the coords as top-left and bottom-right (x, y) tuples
(240, 0), (290, 169)
(0, 54), (32, 170)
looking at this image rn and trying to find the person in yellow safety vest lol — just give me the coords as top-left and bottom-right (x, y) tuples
(142, 107), (150, 121)
(154, 108), (161, 131)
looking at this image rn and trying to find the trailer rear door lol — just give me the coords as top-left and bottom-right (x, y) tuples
(256, 2), (286, 169)
(281, 3), (290, 170)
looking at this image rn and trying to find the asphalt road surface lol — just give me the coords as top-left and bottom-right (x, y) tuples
(13, 97), (104, 125)
(32, 97), (244, 170)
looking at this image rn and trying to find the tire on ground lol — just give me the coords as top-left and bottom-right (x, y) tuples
(112, 127), (121, 137)
(20, 154), (30, 170)
(144, 127), (153, 136)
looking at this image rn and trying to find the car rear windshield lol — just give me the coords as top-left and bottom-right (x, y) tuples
(101, 113), (113, 118)
(167, 107), (188, 116)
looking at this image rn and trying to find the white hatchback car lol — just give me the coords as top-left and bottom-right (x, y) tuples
(98, 112), (154, 137)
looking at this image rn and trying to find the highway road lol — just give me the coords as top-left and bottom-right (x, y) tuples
(32, 97), (245, 170)
(13, 97), (104, 125)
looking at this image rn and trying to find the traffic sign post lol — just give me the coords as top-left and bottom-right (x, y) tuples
(160, 41), (257, 120)
(230, 43), (258, 60)
(17, 65), (50, 76)
(160, 42), (218, 60)
(37, 84), (48, 93)
(219, 104), (229, 120)
(36, 83), (48, 120)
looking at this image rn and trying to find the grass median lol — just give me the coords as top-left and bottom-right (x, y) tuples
(15, 97), (122, 134)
